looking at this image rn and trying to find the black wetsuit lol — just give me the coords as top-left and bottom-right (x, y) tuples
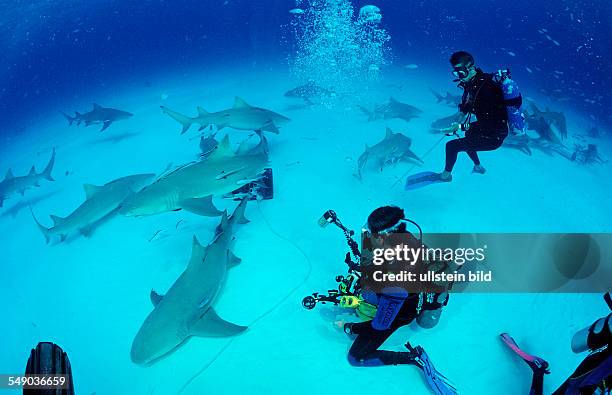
(445, 68), (509, 172)
(347, 293), (446, 366)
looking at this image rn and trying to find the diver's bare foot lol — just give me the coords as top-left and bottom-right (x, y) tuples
(472, 165), (486, 174)
(439, 171), (452, 182)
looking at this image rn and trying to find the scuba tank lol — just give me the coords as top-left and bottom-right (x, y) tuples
(494, 69), (525, 134)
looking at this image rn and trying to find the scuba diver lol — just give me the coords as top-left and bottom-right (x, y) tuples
(438, 51), (511, 181)
(405, 51), (522, 190)
(305, 206), (457, 394)
(501, 292), (611, 394)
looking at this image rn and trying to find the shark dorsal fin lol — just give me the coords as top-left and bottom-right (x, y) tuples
(389, 97), (399, 104)
(150, 290), (164, 307)
(218, 211), (230, 234)
(4, 168), (14, 180)
(93, 103), (102, 110)
(364, 143), (370, 151)
(83, 183), (103, 199)
(233, 97), (251, 108)
(187, 235), (206, 269)
(385, 127), (394, 139)
(197, 106), (209, 116)
(208, 135), (234, 160)
(49, 214), (65, 226)
(28, 166), (36, 176)
(230, 198), (249, 225)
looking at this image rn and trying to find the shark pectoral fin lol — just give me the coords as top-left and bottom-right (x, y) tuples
(262, 121), (280, 134)
(83, 183), (103, 199)
(191, 307), (247, 337)
(180, 196), (223, 217)
(79, 225), (94, 237)
(150, 290), (164, 306)
(228, 251), (242, 268)
(100, 120), (112, 132)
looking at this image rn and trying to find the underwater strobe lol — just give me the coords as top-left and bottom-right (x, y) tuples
(302, 210), (362, 310)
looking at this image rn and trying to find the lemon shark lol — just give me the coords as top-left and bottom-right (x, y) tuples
(429, 88), (462, 106)
(0, 149), (56, 208)
(357, 128), (423, 179)
(31, 173), (155, 243)
(61, 104), (133, 132)
(358, 97), (422, 123)
(160, 97), (290, 135)
(130, 199), (249, 365)
(120, 135), (269, 217)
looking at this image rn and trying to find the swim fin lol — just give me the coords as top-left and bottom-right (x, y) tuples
(405, 171), (449, 191)
(405, 342), (458, 395)
(500, 333), (550, 374)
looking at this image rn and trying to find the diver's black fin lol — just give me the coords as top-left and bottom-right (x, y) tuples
(405, 342), (458, 395)
(25, 342), (75, 394)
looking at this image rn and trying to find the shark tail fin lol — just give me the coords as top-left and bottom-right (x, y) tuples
(160, 106), (194, 134)
(357, 105), (373, 121)
(429, 88), (442, 102)
(59, 111), (75, 125)
(30, 208), (51, 244)
(42, 148), (56, 181)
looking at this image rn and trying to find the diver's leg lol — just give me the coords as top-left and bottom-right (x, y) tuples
(347, 324), (417, 366)
(465, 132), (504, 173)
(444, 138), (468, 173)
(529, 369), (545, 395)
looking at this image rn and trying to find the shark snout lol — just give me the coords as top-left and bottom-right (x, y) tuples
(130, 336), (151, 365)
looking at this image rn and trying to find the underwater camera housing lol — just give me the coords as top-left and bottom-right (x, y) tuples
(302, 210), (362, 310)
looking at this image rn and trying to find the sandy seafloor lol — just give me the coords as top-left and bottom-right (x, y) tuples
(0, 63), (611, 394)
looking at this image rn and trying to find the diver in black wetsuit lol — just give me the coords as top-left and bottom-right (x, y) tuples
(339, 207), (449, 367)
(502, 294), (612, 395)
(438, 51), (510, 181)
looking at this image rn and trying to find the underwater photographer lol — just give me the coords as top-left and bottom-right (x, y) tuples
(303, 206), (458, 395)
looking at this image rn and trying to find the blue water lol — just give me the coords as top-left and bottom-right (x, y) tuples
(0, 1), (611, 394)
